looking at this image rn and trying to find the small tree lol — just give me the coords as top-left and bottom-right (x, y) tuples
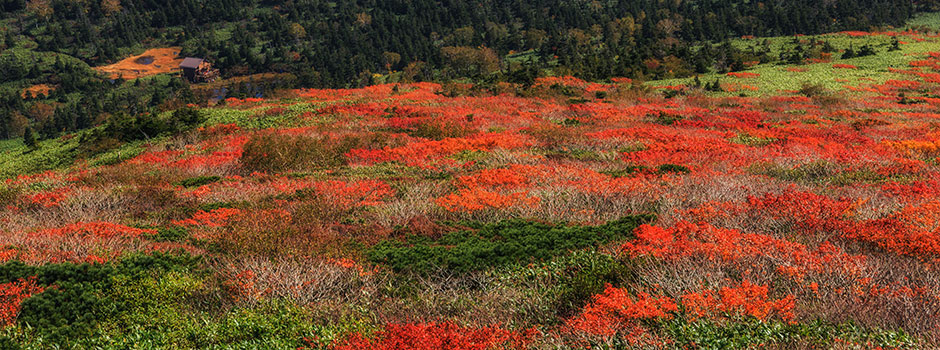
(889, 37), (901, 52)
(23, 126), (37, 149)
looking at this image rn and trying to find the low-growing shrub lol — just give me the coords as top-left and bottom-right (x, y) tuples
(601, 166), (648, 178)
(657, 163), (691, 174)
(78, 107), (205, 156)
(408, 118), (474, 140)
(646, 111), (684, 125)
(600, 164), (689, 177)
(175, 175), (222, 188)
(148, 226), (190, 242)
(0, 184), (20, 204)
(552, 252), (638, 318)
(0, 253), (200, 345)
(240, 133), (341, 173)
(662, 318), (917, 349)
(368, 215), (655, 274)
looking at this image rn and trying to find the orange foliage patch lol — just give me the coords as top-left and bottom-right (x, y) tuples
(20, 84), (53, 98)
(93, 47), (183, 79)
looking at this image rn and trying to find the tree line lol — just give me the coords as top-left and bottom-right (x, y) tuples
(0, 0), (934, 140)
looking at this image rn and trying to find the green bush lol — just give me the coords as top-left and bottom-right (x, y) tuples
(78, 107), (205, 156)
(175, 175), (222, 188)
(601, 166), (647, 178)
(0, 184), (19, 204)
(600, 164), (689, 177)
(368, 215), (654, 274)
(552, 252), (637, 318)
(0, 253), (200, 345)
(657, 163), (691, 174)
(147, 226), (190, 242)
(661, 318), (917, 349)
(647, 111), (684, 125)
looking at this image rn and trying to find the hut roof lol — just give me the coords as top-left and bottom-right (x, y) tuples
(180, 57), (205, 69)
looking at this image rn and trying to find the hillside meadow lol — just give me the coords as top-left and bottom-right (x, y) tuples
(2, 23), (940, 349)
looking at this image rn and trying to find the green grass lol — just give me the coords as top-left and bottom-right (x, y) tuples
(0, 253), (364, 350)
(0, 136), (79, 179)
(647, 24), (940, 97)
(905, 11), (940, 29)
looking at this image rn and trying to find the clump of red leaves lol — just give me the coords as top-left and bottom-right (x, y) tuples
(681, 280), (797, 322)
(0, 277), (45, 327)
(564, 284), (677, 338)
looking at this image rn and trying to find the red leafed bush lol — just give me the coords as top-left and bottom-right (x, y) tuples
(833, 64), (858, 69)
(565, 284), (677, 337)
(680, 280), (796, 322)
(173, 207), (245, 227)
(0, 277), (46, 327)
(26, 187), (73, 208)
(436, 187), (539, 213)
(331, 322), (535, 350)
(727, 72), (760, 78)
(621, 221), (863, 280)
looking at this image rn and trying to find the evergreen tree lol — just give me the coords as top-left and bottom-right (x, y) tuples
(23, 126), (36, 149)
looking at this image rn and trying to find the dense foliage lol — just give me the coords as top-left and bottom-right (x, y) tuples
(369, 215), (654, 273)
(1, 0), (935, 140)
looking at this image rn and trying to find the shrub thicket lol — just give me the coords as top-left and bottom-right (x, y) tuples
(368, 215), (655, 274)
(0, 253), (199, 344)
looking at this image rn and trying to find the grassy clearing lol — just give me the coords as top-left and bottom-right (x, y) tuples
(649, 29), (940, 97)
(0, 136), (79, 179)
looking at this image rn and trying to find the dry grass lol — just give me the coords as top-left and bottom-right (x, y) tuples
(20, 84), (54, 98)
(93, 47), (183, 80)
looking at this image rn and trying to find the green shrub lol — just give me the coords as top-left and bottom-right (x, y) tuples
(368, 215), (654, 274)
(552, 252), (637, 318)
(178, 302), (321, 349)
(408, 119), (473, 140)
(0, 336), (20, 350)
(601, 166), (647, 178)
(147, 226), (190, 242)
(661, 318), (918, 349)
(799, 82), (829, 97)
(647, 111), (684, 125)
(0, 184), (19, 204)
(78, 107), (205, 156)
(175, 175), (222, 188)
(0, 253), (200, 345)
(657, 163), (691, 174)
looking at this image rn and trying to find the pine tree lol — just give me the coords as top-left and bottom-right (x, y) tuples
(23, 126), (37, 149)
(889, 37), (901, 52)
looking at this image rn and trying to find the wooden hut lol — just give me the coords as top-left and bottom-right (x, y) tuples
(180, 57), (218, 83)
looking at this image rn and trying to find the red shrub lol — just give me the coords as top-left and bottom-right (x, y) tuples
(680, 280), (796, 322)
(564, 284), (677, 337)
(0, 277), (46, 327)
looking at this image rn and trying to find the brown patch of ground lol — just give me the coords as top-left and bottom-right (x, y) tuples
(94, 47), (183, 80)
(21, 84), (53, 98)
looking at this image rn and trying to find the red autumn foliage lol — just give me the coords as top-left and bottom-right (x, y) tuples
(680, 280), (796, 322)
(564, 284), (677, 337)
(0, 277), (46, 327)
(621, 221), (864, 281)
(727, 72), (760, 78)
(31, 222), (156, 239)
